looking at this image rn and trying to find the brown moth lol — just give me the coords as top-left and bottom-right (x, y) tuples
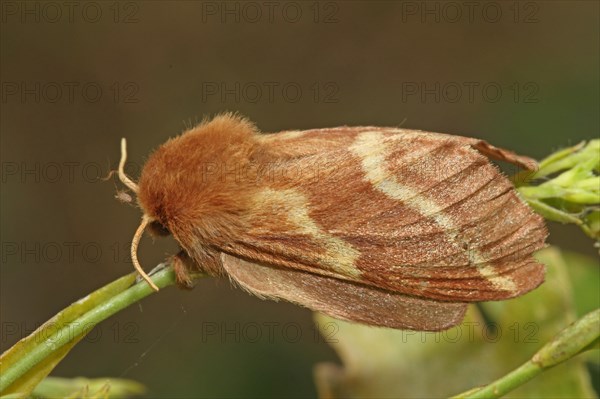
(119, 113), (547, 331)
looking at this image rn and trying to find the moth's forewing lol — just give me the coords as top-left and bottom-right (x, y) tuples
(218, 127), (546, 303)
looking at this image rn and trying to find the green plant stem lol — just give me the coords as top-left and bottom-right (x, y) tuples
(452, 309), (600, 399)
(0, 266), (177, 393)
(459, 361), (540, 399)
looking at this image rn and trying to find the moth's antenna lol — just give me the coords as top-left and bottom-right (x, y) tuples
(119, 138), (139, 193)
(131, 214), (160, 291)
(120, 139), (157, 290)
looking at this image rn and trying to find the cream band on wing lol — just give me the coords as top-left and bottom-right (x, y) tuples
(349, 131), (517, 293)
(252, 188), (362, 278)
(258, 130), (306, 141)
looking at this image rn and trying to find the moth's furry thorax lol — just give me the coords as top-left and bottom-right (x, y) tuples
(137, 114), (260, 249)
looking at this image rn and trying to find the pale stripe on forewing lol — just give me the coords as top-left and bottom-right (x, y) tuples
(349, 131), (516, 292)
(252, 188), (361, 278)
(259, 130), (306, 141)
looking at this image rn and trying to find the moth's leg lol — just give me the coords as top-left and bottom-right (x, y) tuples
(134, 262), (168, 287)
(170, 250), (198, 289)
(145, 262), (169, 276)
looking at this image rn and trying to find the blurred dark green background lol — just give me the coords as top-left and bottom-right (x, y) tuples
(1, 1), (598, 398)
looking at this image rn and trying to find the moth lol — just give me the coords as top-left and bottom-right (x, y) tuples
(118, 113), (547, 331)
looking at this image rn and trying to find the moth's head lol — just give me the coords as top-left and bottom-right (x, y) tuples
(116, 131), (205, 292)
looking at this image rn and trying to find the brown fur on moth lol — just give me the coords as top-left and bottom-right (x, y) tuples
(119, 113), (547, 331)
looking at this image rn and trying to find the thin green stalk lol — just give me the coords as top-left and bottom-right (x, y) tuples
(458, 361), (541, 399)
(0, 266), (177, 393)
(452, 309), (600, 398)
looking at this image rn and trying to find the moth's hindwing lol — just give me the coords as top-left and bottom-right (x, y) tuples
(221, 253), (467, 331)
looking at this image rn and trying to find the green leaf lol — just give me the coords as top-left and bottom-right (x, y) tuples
(30, 376), (145, 398)
(517, 140), (600, 242)
(0, 273), (137, 397)
(534, 140), (600, 178)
